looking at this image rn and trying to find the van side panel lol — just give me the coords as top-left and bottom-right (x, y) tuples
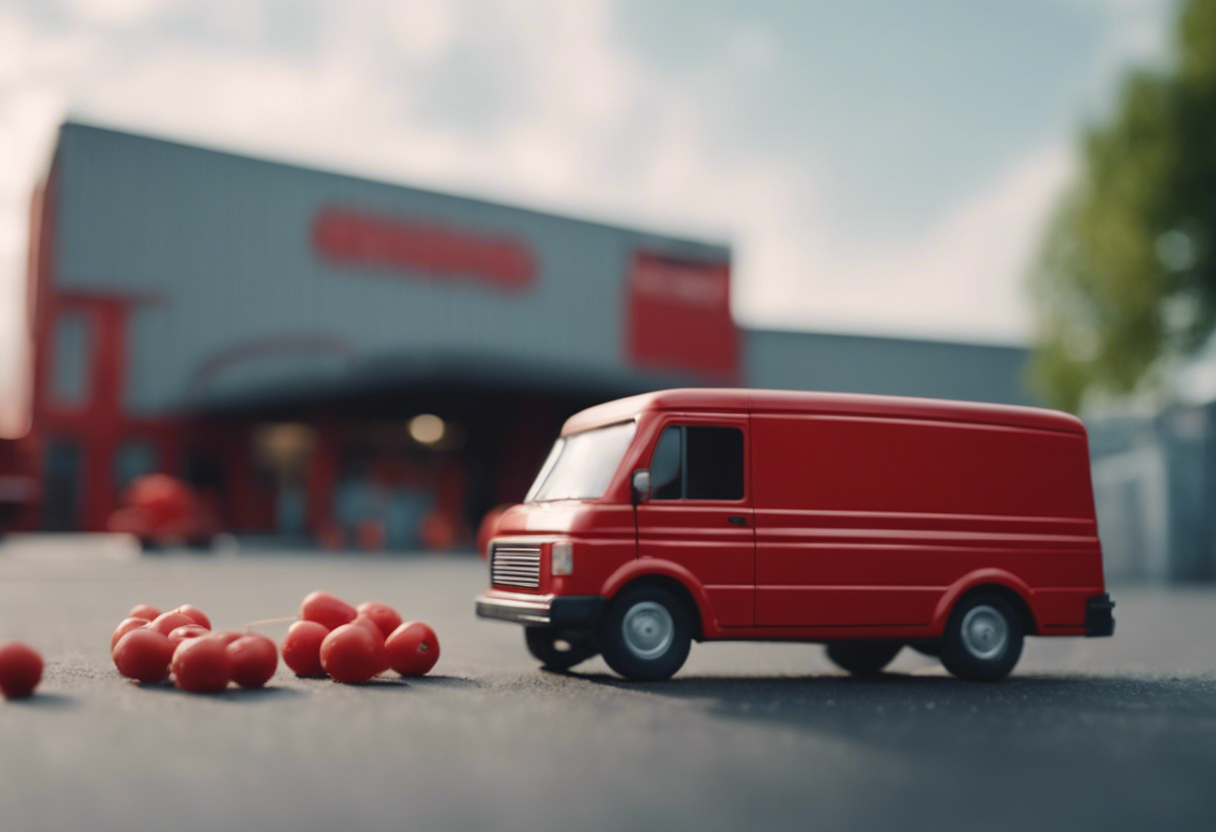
(751, 413), (1103, 629)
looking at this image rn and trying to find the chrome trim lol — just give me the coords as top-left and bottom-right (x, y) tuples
(475, 592), (553, 625)
(490, 542), (542, 588)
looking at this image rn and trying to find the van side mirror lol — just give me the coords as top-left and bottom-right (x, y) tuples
(631, 470), (651, 505)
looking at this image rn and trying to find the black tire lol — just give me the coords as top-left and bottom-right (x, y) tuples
(939, 592), (1024, 681)
(524, 628), (598, 671)
(598, 585), (692, 682)
(825, 641), (902, 676)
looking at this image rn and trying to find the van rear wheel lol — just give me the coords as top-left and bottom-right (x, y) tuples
(598, 585), (692, 682)
(940, 593), (1024, 681)
(524, 628), (598, 671)
(825, 641), (902, 676)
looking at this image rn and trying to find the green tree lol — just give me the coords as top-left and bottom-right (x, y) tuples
(1030, 0), (1216, 411)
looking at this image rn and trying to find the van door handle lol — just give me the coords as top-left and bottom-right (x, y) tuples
(727, 516), (747, 526)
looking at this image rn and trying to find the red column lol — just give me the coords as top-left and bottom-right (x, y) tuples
(306, 423), (339, 539)
(78, 301), (128, 531)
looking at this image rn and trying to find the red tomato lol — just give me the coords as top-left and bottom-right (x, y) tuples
(386, 621), (440, 677)
(227, 635), (278, 689)
(167, 625), (209, 648)
(111, 617), (151, 653)
(210, 630), (245, 648)
(281, 620), (329, 677)
(171, 637), (230, 693)
(148, 612), (196, 638)
(113, 629), (174, 683)
(351, 614), (381, 636)
(349, 616), (390, 674)
(319, 624), (388, 684)
(356, 601), (402, 638)
(128, 604), (161, 621)
(171, 605), (212, 630)
(0, 641), (43, 699)
(299, 591), (357, 631)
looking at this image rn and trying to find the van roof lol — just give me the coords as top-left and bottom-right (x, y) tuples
(561, 388), (1085, 436)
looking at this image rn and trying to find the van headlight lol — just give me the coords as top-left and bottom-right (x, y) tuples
(551, 541), (573, 576)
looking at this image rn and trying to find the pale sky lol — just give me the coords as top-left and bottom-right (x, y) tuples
(0, 0), (1177, 419)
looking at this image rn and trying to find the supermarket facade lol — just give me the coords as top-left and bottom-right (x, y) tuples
(18, 122), (1030, 548)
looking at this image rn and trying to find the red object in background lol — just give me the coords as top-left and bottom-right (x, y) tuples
(625, 252), (738, 379)
(0, 641), (43, 699)
(385, 622), (439, 677)
(476, 388), (1115, 683)
(316, 522), (346, 551)
(355, 519), (386, 552)
(281, 621), (329, 677)
(419, 510), (456, 551)
(312, 207), (537, 292)
(476, 504), (510, 560)
(107, 474), (218, 546)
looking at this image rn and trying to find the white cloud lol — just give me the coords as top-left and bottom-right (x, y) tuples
(727, 24), (779, 71)
(384, 0), (460, 63)
(737, 142), (1076, 344)
(60, 0), (167, 28)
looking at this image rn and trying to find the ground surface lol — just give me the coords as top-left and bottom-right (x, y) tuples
(1, 538), (1214, 832)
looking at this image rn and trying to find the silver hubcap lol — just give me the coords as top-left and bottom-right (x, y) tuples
(622, 601), (674, 660)
(960, 605), (1008, 660)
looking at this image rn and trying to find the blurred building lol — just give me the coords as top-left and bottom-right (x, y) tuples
(1088, 404), (1216, 582)
(15, 122), (1032, 548)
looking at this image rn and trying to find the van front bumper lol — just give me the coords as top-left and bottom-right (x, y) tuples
(475, 591), (605, 629)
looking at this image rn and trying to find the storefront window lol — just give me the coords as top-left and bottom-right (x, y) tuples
(51, 312), (91, 407)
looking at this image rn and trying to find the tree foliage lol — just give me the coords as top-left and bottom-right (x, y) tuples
(1030, 0), (1216, 411)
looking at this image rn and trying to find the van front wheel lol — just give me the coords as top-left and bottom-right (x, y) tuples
(599, 586), (692, 682)
(940, 593), (1024, 681)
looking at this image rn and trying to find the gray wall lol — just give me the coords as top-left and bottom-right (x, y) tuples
(745, 328), (1032, 405)
(52, 122), (728, 415)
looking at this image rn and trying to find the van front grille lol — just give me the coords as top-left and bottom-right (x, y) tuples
(491, 543), (542, 589)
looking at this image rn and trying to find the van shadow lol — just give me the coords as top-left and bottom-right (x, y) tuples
(558, 669), (1216, 750)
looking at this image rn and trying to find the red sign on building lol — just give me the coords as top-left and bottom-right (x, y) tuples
(312, 207), (537, 291)
(626, 252), (739, 379)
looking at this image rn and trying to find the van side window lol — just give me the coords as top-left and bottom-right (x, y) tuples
(650, 426), (682, 500)
(648, 425), (744, 501)
(686, 427), (744, 499)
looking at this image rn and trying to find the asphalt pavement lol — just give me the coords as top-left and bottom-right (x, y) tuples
(1, 538), (1214, 832)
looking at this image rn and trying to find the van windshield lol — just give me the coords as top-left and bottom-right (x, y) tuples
(525, 421), (637, 502)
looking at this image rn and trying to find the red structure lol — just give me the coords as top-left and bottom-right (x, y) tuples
(13, 123), (738, 547)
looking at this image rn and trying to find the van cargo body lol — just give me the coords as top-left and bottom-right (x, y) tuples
(476, 389), (1113, 681)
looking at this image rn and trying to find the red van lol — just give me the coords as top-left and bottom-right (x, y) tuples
(475, 389), (1113, 681)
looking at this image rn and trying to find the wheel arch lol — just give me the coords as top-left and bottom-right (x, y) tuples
(601, 561), (711, 640)
(932, 570), (1038, 637)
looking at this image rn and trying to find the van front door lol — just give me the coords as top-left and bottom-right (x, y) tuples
(635, 420), (755, 627)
